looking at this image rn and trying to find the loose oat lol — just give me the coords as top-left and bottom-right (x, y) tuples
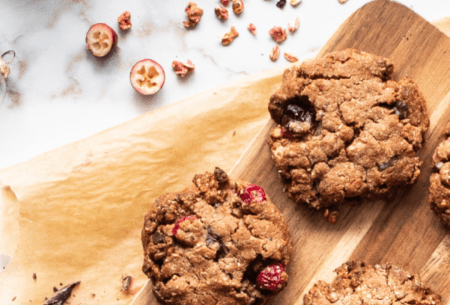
(247, 23), (256, 35)
(117, 11), (132, 30)
(220, 26), (239, 45)
(215, 5), (229, 20)
(290, 0), (302, 6)
(287, 17), (300, 34)
(269, 26), (287, 43)
(270, 46), (280, 61)
(183, 2), (204, 28)
(284, 51), (298, 62)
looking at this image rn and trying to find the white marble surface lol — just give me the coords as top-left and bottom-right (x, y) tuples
(0, 0), (449, 170)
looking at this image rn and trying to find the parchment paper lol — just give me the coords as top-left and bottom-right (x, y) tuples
(1, 18), (449, 305)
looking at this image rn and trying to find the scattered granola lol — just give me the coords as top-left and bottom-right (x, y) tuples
(220, 26), (239, 45)
(183, 2), (204, 28)
(284, 51), (298, 62)
(270, 46), (280, 61)
(232, 0), (244, 14)
(269, 26), (287, 43)
(221, 0), (231, 5)
(248, 23), (256, 35)
(290, 0), (302, 6)
(287, 17), (300, 34)
(117, 11), (132, 30)
(215, 5), (229, 20)
(276, 0), (287, 8)
(172, 60), (195, 77)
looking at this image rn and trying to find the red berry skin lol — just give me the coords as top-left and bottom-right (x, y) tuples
(257, 263), (287, 291)
(172, 215), (198, 238)
(239, 184), (266, 204)
(86, 23), (117, 57)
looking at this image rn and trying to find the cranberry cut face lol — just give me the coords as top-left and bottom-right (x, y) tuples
(281, 96), (316, 129)
(86, 23), (117, 57)
(239, 184), (266, 204)
(130, 59), (165, 95)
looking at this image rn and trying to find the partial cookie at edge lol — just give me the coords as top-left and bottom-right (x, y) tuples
(429, 122), (450, 227)
(304, 261), (441, 305)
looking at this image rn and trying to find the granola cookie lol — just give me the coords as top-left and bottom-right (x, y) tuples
(304, 261), (441, 305)
(429, 122), (450, 227)
(268, 49), (429, 221)
(141, 168), (292, 305)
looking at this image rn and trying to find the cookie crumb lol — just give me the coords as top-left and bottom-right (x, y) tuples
(91, 293), (96, 298)
(324, 209), (339, 224)
(248, 23), (256, 35)
(338, 0), (348, 3)
(32, 273), (36, 281)
(183, 2), (204, 28)
(269, 26), (287, 43)
(221, 0), (230, 5)
(12, 297), (16, 301)
(117, 11), (132, 30)
(232, 130), (236, 136)
(220, 26), (239, 45)
(172, 60), (195, 77)
(290, 0), (302, 6)
(215, 5), (228, 20)
(232, 0), (244, 14)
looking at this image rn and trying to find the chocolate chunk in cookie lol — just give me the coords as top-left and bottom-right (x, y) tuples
(141, 168), (292, 305)
(268, 49), (429, 222)
(429, 122), (450, 227)
(304, 261), (442, 305)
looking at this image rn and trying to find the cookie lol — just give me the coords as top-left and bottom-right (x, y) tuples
(304, 261), (441, 305)
(268, 49), (429, 222)
(429, 122), (450, 227)
(141, 168), (292, 305)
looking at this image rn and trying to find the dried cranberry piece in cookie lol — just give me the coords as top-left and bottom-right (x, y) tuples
(257, 263), (288, 291)
(239, 184), (266, 204)
(282, 96), (315, 129)
(172, 215), (198, 237)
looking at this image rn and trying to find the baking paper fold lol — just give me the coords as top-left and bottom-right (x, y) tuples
(0, 63), (291, 304)
(1, 18), (449, 305)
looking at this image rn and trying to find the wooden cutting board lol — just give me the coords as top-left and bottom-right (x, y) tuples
(132, 1), (450, 304)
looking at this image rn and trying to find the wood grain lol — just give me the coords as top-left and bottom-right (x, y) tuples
(132, 1), (450, 304)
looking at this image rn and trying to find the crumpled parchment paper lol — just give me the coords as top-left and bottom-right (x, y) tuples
(1, 18), (449, 305)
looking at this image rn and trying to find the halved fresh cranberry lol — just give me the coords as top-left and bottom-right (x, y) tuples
(130, 59), (165, 95)
(86, 23), (117, 57)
